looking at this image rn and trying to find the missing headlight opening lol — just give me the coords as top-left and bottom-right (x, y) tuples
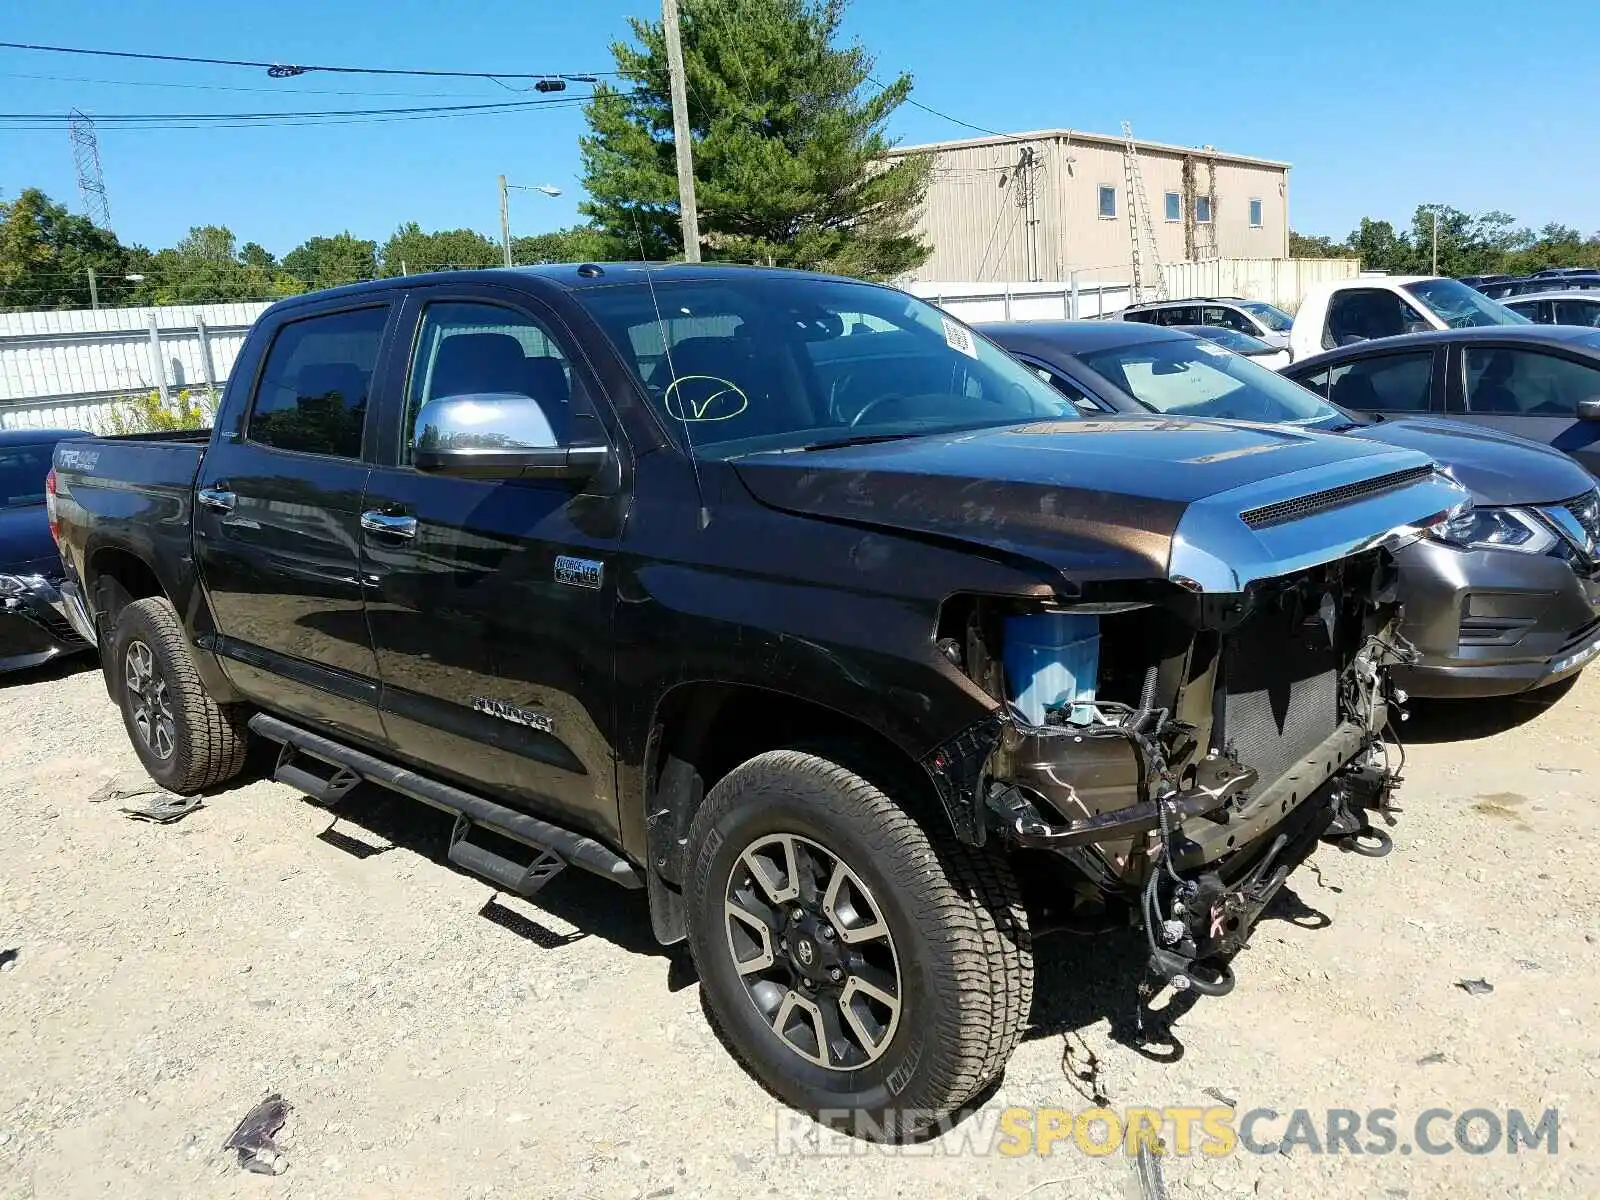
(932, 552), (1420, 998)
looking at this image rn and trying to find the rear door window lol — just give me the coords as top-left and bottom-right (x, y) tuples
(1323, 351), (1435, 413)
(249, 306), (388, 458)
(1154, 305), (1201, 326)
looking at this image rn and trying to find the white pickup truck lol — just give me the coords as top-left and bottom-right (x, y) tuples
(1289, 276), (1530, 362)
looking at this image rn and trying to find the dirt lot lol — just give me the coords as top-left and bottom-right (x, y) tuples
(0, 657), (1595, 1200)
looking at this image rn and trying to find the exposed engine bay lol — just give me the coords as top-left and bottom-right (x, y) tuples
(929, 548), (1417, 996)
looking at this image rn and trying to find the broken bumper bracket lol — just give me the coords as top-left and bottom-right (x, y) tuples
(993, 763), (1259, 850)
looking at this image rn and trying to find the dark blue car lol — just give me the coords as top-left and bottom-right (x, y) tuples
(0, 428), (92, 672)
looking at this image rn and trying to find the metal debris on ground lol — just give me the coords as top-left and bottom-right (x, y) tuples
(1456, 978), (1494, 996)
(223, 1093), (291, 1175)
(1535, 764), (1582, 774)
(1417, 1051), (1447, 1065)
(90, 774), (163, 804)
(1201, 1086), (1237, 1107)
(120, 792), (203, 824)
(1132, 1140), (1169, 1199)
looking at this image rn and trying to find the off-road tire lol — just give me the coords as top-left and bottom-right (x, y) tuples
(111, 596), (249, 794)
(684, 749), (1032, 1140)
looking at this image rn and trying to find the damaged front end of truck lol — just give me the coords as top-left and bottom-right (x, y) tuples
(924, 460), (1468, 996)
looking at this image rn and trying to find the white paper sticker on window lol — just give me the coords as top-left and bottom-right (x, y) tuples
(941, 315), (978, 359)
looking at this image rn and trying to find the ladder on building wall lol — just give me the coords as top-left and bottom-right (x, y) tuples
(1121, 122), (1167, 304)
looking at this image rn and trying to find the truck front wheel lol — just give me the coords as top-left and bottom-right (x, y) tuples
(111, 596), (249, 794)
(683, 749), (1032, 1140)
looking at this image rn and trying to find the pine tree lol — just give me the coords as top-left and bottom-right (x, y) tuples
(580, 0), (932, 280)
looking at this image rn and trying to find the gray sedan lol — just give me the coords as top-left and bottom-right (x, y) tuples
(979, 319), (1600, 699)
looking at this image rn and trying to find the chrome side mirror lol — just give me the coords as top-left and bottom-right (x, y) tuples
(412, 392), (609, 481)
(1577, 397), (1600, 422)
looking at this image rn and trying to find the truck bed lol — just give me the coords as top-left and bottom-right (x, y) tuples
(52, 433), (211, 630)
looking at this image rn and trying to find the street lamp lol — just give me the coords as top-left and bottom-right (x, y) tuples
(86, 269), (148, 309)
(498, 177), (564, 267)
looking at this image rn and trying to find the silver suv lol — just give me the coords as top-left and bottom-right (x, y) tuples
(1120, 296), (1294, 349)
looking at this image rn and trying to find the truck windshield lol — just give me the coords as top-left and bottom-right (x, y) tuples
(1078, 336), (1348, 428)
(1401, 278), (1531, 328)
(1236, 301), (1293, 332)
(579, 275), (1079, 458)
(0, 444), (54, 508)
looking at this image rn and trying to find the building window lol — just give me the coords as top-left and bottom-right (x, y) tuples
(1164, 192), (1181, 222)
(1098, 185), (1117, 219)
(1195, 195), (1213, 224)
(1249, 198), (1263, 228)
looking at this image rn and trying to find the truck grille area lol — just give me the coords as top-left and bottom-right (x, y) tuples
(1222, 611), (1341, 795)
(1239, 465), (1435, 530)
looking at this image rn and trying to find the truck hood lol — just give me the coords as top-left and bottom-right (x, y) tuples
(1345, 416), (1596, 506)
(0, 504), (59, 577)
(733, 417), (1468, 591)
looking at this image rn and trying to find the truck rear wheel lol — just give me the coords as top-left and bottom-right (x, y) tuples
(683, 749), (1032, 1140)
(111, 597), (249, 794)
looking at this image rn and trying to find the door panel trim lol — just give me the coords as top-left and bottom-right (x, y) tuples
(200, 631), (380, 705)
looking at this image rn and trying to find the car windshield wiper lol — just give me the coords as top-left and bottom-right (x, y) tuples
(779, 430), (940, 453)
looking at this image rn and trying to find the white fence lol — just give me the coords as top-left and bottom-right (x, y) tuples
(0, 257), (1361, 428)
(0, 302), (273, 430)
(904, 256), (1361, 324)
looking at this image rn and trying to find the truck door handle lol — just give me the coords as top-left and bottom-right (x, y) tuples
(360, 510), (418, 539)
(197, 486), (236, 513)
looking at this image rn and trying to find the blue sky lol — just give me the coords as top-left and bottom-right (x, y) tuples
(3, 0), (1594, 256)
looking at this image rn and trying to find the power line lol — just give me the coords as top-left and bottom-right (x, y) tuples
(0, 68), (548, 101)
(0, 40), (616, 83)
(0, 94), (598, 131)
(866, 74), (1027, 143)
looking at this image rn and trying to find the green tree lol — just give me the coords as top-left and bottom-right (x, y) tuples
(1503, 222), (1600, 274)
(1288, 230), (1344, 259)
(1344, 217), (1418, 274)
(379, 222), (499, 275)
(140, 225), (303, 304)
(238, 241), (278, 271)
(0, 187), (136, 309)
(511, 224), (610, 264)
(580, 0), (933, 279)
(283, 232), (379, 288)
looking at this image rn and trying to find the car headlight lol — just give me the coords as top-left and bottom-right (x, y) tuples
(1430, 502), (1557, 554)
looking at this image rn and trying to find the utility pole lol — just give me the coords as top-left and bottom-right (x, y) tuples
(662, 0), (702, 262)
(1431, 207), (1439, 275)
(86, 267), (99, 310)
(499, 174), (513, 268)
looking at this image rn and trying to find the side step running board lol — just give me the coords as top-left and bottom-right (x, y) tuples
(249, 712), (643, 892)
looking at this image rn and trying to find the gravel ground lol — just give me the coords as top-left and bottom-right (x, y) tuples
(0, 656), (1595, 1199)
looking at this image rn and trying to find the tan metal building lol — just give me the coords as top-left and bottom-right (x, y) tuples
(885, 129), (1291, 282)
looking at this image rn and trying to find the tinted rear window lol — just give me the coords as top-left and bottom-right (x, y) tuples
(249, 306), (387, 458)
